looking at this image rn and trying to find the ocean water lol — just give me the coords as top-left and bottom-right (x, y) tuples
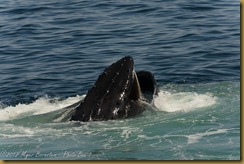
(0, 0), (240, 160)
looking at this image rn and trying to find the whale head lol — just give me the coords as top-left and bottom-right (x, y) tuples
(71, 56), (143, 121)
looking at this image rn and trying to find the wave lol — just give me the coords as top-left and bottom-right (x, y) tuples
(0, 88), (217, 122)
(154, 90), (217, 112)
(0, 95), (84, 121)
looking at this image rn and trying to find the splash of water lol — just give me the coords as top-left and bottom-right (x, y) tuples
(0, 95), (84, 121)
(153, 90), (217, 112)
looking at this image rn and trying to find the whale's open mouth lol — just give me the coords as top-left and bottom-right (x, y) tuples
(71, 56), (142, 121)
(70, 56), (158, 122)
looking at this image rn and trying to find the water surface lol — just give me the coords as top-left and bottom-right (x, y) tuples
(0, 0), (240, 160)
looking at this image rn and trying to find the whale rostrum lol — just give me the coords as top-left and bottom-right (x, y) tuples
(56, 56), (158, 122)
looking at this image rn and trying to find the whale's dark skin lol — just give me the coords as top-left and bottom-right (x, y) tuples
(66, 56), (158, 122)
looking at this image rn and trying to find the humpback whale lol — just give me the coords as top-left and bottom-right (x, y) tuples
(57, 56), (158, 122)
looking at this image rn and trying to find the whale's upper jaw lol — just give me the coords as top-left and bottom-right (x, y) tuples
(71, 56), (142, 121)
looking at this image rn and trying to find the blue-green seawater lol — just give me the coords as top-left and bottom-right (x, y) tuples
(0, 0), (240, 160)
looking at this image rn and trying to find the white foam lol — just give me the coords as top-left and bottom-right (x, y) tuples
(186, 129), (229, 144)
(153, 90), (217, 112)
(0, 123), (69, 138)
(0, 95), (85, 121)
(163, 129), (229, 145)
(0, 89), (217, 121)
(0, 123), (35, 138)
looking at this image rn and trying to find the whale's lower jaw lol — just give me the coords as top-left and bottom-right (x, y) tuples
(70, 56), (157, 122)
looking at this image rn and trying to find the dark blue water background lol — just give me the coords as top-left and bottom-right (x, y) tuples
(0, 0), (239, 105)
(0, 0), (240, 160)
